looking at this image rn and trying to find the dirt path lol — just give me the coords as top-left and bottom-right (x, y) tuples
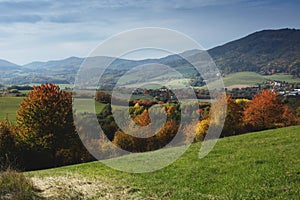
(225, 84), (251, 90)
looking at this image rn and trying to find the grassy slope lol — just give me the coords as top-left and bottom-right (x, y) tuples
(28, 126), (300, 199)
(222, 72), (265, 87)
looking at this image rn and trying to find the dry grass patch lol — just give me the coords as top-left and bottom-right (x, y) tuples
(31, 174), (152, 200)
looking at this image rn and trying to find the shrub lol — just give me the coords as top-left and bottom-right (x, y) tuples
(0, 169), (39, 200)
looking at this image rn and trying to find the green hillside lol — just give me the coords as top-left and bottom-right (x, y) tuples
(28, 126), (300, 199)
(207, 28), (300, 77)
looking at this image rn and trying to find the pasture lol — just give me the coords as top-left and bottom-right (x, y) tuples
(27, 125), (300, 199)
(0, 97), (23, 122)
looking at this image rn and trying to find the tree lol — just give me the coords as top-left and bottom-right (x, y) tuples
(243, 90), (283, 131)
(281, 105), (299, 127)
(222, 96), (244, 136)
(95, 91), (111, 103)
(17, 84), (81, 167)
(0, 120), (18, 169)
(134, 109), (151, 126)
(195, 118), (210, 142)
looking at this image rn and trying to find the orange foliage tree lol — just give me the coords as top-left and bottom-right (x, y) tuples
(196, 95), (244, 139)
(134, 109), (151, 126)
(243, 89), (298, 131)
(281, 105), (300, 127)
(17, 84), (83, 167)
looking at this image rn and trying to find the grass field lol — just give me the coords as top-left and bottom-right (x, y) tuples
(0, 97), (106, 123)
(222, 72), (266, 87)
(27, 125), (300, 199)
(0, 97), (23, 122)
(263, 73), (300, 83)
(204, 72), (300, 89)
(74, 98), (106, 113)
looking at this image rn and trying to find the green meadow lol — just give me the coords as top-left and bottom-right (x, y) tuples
(27, 125), (300, 199)
(0, 97), (105, 123)
(0, 97), (23, 122)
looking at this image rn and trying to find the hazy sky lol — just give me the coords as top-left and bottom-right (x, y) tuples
(0, 0), (299, 65)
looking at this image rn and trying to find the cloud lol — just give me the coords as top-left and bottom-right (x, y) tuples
(0, 0), (248, 24)
(0, 0), (299, 64)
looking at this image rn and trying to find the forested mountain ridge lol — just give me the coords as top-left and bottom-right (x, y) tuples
(207, 28), (300, 77)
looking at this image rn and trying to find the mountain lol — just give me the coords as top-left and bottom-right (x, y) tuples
(206, 28), (300, 77)
(0, 28), (299, 85)
(24, 56), (84, 71)
(0, 59), (21, 72)
(0, 59), (23, 84)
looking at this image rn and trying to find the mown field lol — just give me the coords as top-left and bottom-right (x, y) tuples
(27, 125), (300, 199)
(0, 97), (105, 123)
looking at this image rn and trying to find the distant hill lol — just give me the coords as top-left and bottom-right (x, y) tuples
(0, 28), (299, 85)
(0, 59), (21, 70)
(24, 56), (84, 71)
(0, 59), (23, 84)
(206, 28), (300, 77)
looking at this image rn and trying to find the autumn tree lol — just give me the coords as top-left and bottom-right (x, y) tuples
(221, 96), (244, 136)
(113, 130), (136, 152)
(195, 118), (210, 142)
(134, 99), (154, 109)
(280, 105), (300, 127)
(17, 84), (82, 167)
(134, 109), (151, 126)
(95, 91), (111, 103)
(129, 103), (145, 118)
(243, 90), (286, 131)
(0, 120), (18, 169)
(154, 120), (179, 149)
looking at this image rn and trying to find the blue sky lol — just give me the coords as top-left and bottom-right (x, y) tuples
(0, 0), (299, 65)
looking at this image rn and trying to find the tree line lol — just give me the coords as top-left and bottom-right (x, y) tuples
(0, 84), (299, 171)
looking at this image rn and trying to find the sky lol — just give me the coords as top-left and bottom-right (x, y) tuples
(0, 0), (299, 65)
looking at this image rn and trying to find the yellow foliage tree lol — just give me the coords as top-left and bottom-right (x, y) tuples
(196, 118), (210, 142)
